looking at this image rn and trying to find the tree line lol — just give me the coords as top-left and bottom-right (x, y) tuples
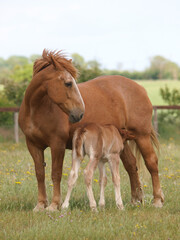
(0, 53), (180, 85)
(0, 53), (180, 130)
(0, 53), (180, 109)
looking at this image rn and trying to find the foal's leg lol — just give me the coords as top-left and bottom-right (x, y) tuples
(62, 157), (81, 209)
(46, 143), (65, 211)
(84, 158), (98, 211)
(136, 136), (164, 207)
(26, 139), (48, 212)
(108, 154), (124, 210)
(120, 142), (143, 204)
(98, 161), (107, 208)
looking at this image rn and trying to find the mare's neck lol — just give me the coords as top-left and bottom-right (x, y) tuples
(25, 74), (48, 112)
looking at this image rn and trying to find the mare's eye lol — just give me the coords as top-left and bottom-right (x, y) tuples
(65, 82), (72, 87)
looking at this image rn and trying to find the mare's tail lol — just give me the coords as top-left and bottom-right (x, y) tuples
(129, 126), (159, 172)
(150, 127), (159, 153)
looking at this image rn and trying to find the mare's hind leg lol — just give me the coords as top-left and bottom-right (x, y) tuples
(62, 157), (81, 209)
(26, 139), (48, 212)
(120, 142), (143, 204)
(98, 161), (107, 208)
(108, 154), (124, 210)
(84, 158), (98, 211)
(136, 136), (164, 207)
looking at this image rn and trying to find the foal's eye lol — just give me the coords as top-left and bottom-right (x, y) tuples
(65, 82), (72, 87)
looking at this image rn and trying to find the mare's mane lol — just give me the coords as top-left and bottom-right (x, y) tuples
(33, 49), (78, 79)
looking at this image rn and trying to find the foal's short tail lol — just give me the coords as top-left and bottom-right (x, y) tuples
(73, 128), (86, 159)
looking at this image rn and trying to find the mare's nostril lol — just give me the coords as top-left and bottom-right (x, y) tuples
(80, 113), (84, 120)
(69, 111), (84, 123)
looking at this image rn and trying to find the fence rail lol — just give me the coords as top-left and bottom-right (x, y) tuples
(0, 106), (180, 143)
(153, 105), (180, 133)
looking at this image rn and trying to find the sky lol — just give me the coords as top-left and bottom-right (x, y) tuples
(0, 0), (180, 71)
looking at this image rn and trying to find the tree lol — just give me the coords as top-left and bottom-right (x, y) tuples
(71, 53), (103, 82)
(159, 85), (180, 124)
(71, 53), (86, 69)
(4, 81), (28, 106)
(160, 85), (180, 105)
(11, 64), (33, 83)
(6, 56), (29, 68)
(29, 54), (41, 63)
(146, 56), (179, 80)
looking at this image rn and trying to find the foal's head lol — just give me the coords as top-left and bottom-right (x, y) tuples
(33, 49), (85, 123)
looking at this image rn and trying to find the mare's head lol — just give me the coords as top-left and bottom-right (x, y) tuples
(33, 49), (85, 123)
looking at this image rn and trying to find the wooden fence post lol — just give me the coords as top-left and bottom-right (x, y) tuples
(14, 112), (19, 143)
(153, 107), (158, 133)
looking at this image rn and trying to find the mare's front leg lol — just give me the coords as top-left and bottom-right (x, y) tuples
(98, 161), (107, 208)
(26, 138), (48, 212)
(109, 154), (124, 210)
(84, 158), (98, 212)
(62, 157), (81, 209)
(120, 142), (143, 204)
(46, 143), (66, 211)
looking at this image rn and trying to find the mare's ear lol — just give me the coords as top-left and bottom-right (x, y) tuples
(69, 59), (72, 63)
(50, 55), (57, 69)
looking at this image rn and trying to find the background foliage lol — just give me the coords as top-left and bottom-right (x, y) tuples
(0, 53), (180, 141)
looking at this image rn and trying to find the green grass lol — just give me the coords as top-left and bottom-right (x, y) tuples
(0, 142), (180, 240)
(136, 80), (180, 105)
(0, 84), (4, 91)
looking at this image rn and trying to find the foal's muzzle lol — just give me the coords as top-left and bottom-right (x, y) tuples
(69, 109), (84, 123)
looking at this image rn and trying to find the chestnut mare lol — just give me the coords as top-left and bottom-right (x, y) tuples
(19, 49), (164, 211)
(62, 123), (125, 212)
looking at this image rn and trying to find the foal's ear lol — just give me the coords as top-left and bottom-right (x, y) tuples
(69, 59), (72, 63)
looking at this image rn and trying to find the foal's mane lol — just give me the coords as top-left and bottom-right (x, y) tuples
(33, 49), (78, 79)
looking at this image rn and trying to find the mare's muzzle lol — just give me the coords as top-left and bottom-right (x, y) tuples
(69, 109), (84, 123)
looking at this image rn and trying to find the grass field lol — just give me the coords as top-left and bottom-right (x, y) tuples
(0, 141), (180, 240)
(136, 80), (180, 105)
(0, 80), (180, 239)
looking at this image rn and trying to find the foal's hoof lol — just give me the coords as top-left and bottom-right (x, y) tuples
(61, 202), (69, 210)
(46, 203), (59, 212)
(117, 204), (124, 210)
(33, 203), (46, 212)
(99, 203), (105, 209)
(91, 207), (98, 213)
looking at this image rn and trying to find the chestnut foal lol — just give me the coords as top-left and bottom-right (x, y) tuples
(62, 123), (125, 211)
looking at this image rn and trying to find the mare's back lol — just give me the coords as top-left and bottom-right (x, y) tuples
(68, 75), (153, 142)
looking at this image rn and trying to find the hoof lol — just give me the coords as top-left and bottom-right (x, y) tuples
(33, 203), (46, 212)
(46, 203), (59, 212)
(131, 198), (142, 206)
(153, 190), (164, 208)
(91, 207), (98, 212)
(153, 198), (163, 208)
(61, 202), (69, 210)
(99, 203), (105, 209)
(117, 204), (124, 210)
(131, 190), (144, 205)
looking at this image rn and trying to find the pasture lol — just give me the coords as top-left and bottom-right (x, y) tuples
(0, 79), (180, 239)
(0, 141), (180, 240)
(136, 80), (180, 105)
